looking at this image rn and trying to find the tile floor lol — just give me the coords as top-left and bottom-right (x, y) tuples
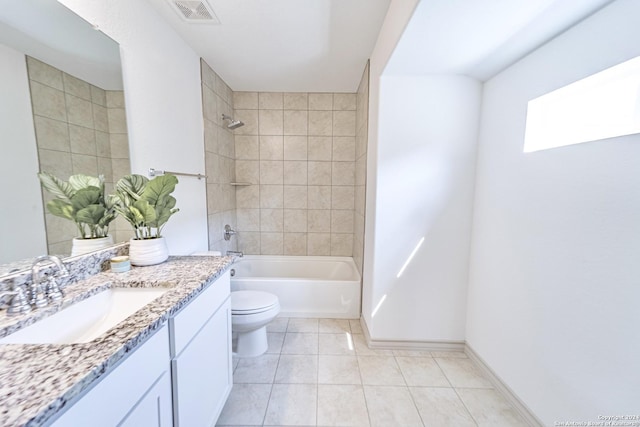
(217, 318), (529, 427)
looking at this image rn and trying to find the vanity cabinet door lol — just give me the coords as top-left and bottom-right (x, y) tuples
(119, 371), (172, 427)
(172, 298), (232, 427)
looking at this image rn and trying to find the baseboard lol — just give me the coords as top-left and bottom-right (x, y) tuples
(359, 317), (466, 351)
(465, 344), (545, 427)
(358, 318), (543, 427)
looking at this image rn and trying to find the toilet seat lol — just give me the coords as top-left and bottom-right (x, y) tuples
(231, 291), (279, 315)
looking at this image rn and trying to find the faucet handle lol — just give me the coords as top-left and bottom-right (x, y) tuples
(6, 286), (32, 315)
(45, 274), (64, 303)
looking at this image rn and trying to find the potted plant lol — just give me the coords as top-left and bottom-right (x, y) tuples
(38, 172), (117, 256)
(114, 174), (179, 266)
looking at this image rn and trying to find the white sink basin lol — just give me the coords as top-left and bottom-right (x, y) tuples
(0, 288), (170, 345)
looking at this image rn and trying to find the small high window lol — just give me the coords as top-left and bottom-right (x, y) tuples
(524, 56), (640, 153)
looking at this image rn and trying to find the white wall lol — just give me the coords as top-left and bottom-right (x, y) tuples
(467, 0), (640, 423)
(362, 0), (481, 342)
(0, 43), (47, 263)
(59, 0), (208, 255)
(366, 75), (481, 341)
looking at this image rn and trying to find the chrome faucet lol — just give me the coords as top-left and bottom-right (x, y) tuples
(226, 250), (244, 257)
(0, 277), (31, 316)
(224, 224), (237, 241)
(30, 255), (69, 307)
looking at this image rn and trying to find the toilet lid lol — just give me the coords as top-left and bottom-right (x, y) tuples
(231, 291), (279, 313)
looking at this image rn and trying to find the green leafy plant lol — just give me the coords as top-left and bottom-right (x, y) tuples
(114, 174), (179, 239)
(38, 173), (117, 239)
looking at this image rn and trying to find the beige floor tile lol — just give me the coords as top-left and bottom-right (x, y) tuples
(266, 332), (285, 354)
(267, 316), (289, 332)
(264, 384), (317, 426)
(217, 383), (271, 425)
(319, 318), (351, 333)
(396, 357), (450, 387)
(281, 332), (319, 354)
(358, 356), (405, 386)
(232, 356), (240, 372)
(275, 354), (318, 384)
(393, 349), (433, 357)
(349, 319), (363, 334)
(352, 333), (393, 356)
(233, 354), (279, 384)
(435, 358), (493, 389)
(319, 332), (356, 355)
(457, 388), (528, 427)
(318, 384), (370, 426)
(287, 317), (319, 332)
(363, 385), (423, 427)
(318, 355), (361, 385)
(410, 387), (476, 427)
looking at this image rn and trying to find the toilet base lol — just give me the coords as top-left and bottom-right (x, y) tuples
(234, 325), (268, 357)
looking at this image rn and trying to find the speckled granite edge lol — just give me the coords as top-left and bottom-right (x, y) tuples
(0, 255), (233, 427)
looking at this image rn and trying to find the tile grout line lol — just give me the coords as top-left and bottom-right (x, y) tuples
(394, 353), (426, 427)
(434, 357), (480, 427)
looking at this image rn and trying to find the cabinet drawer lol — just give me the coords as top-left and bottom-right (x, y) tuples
(170, 270), (230, 357)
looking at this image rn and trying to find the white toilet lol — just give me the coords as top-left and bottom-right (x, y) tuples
(192, 251), (280, 357)
(231, 290), (280, 357)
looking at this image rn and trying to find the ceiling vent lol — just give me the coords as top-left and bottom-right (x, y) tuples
(170, 0), (220, 24)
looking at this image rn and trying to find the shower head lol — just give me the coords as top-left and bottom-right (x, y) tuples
(221, 113), (244, 130)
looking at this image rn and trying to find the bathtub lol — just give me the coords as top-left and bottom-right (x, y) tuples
(230, 255), (361, 318)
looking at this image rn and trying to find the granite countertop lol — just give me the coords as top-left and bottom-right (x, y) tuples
(0, 255), (234, 427)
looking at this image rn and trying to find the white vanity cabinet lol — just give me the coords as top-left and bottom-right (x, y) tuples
(51, 325), (173, 427)
(169, 271), (232, 427)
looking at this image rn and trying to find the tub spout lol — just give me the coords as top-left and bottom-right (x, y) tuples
(227, 250), (243, 257)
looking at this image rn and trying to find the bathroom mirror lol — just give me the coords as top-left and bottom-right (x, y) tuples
(0, 0), (130, 275)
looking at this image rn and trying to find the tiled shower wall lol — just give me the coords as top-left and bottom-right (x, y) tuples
(200, 60), (238, 253)
(232, 92), (357, 256)
(353, 62), (369, 275)
(27, 57), (131, 255)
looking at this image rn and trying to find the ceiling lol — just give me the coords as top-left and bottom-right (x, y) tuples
(146, 0), (391, 93)
(384, 0), (615, 80)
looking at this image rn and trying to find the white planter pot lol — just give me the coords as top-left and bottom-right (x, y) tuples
(128, 237), (169, 266)
(71, 235), (114, 257)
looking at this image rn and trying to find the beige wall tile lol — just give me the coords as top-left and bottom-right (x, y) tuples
(236, 160), (260, 184)
(235, 110), (259, 135)
(284, 233), (307, 255)
(110, 134), (129, 159)
(284, 110), (308, 136)
(107, 108), (127, 134)
(308, 136), (332, 161)
(27, 57), (63, 90)
(106, 91), (125, 108)
(205, 152), (220, 183)
(308, 233), (331, 255)
(333, 111), (356, 136)
(72, 153), (98, 175)
(261, 208), (283, 232)
(218, 128), (236, 158)
(331, 210), (354, 234)
(91, 86), (106, 107)
(331, 233), (353, 256)
(238, 231), (261, 254)
(308, 210), (330, 233)
(259, 109), (284, 135)
(69, 125), (96, 155)
(97, 156), (113, 182)
(261, 232), (284, 254)
(66, 94), (94, 128)
(308, 186), (331, 209)
(63, 73), (91, 100)
(112, 158), (130, 180)
(333, 93), (357, 111)
(234, 92), (259, 109)
(332, 186), (355, 210)
(284, 209), (307, 232)
(284, 93), (308, 110)
(260, 135), (284, 160)
(202, 87), (217, 121)
(204, 119), (218, 153)
(309, 93), (333, 110)
(309, 111), (333, 136)
(284, 136), (308, 160)
(30, 82), (67, 121)
(284, 161), (308, 185)
(259, 92), (283, 109)
(207, 184), (222, 213)
(235, 135), (259, 160)
(308, 161), (331, 185)
(237, 185), (260, 208)
(33, 116), (69, 152)
(332, 162), (355, 186)
(237, 209), (260, 231)
(260, 184), (284, 208)
(332, 137), (356, 161)
(260, 160), (283, 184)
(284, 185), (308, 209)
(39, 149), (72, 178)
